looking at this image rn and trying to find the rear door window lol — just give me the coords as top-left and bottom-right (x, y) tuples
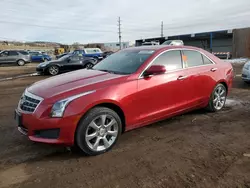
(8, 51), (19, 56)
(182, 50), (203, 68)
(152, 50), (183, 71)
(202, 55), (213, 65)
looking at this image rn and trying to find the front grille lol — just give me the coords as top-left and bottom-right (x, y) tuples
(19, 90), (43, 113)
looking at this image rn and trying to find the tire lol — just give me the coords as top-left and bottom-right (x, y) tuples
(206, 83), (227, 112)
(75, 107), (122, 156)
(43, 58), (48, 62)
(17, 59), (25, 66)
(84, 62), (93, 69)
(48, 65), (59, 76)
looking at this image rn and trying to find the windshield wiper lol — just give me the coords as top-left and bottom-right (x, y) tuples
(97, 69), (128, 75)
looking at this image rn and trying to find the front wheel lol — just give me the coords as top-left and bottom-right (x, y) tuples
(48, 65), (59, 75)
(206, 83), (227, 112)
(75, 107), (122, 156)
(84, 63), (93, 69)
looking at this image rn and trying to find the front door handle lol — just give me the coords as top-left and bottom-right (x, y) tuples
(210, 68), (218, 72)
(177, 75), (188, 80)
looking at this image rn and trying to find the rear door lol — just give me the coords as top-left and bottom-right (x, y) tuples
(198, 53), (218, 101)
(181, 50), (216, 105)
(134, 50), (195, 126)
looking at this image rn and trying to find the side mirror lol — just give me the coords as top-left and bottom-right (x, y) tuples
(143, 65), (166, 77)
(67, 57), (71, 62)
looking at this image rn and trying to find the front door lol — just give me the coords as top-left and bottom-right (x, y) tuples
(133, 50), (194, 127)
(63, 55), (83, 71)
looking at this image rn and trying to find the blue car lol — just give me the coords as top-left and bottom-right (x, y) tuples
(73, 48), (103, 60)
(29, 51), (51, 62)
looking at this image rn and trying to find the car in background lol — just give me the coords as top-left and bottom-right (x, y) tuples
(142, 41), (160, 46)
(36, 54), (98, 75)
(242, 60), (250, 83)
(162, 40), (184, 46)
(0, 50), (31, 66)
(16, 45), (233, 156)
(73, 48), (103, 60)
(29, 51), (52, 62)
(102, 51), (114, 58)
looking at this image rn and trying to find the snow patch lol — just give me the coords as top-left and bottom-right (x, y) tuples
(0, 72), (38, 82)
(225, 99), (242, 107)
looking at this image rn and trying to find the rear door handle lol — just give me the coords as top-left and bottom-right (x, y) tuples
(210, 68), (218, 72)
(177, 75), (188, 80)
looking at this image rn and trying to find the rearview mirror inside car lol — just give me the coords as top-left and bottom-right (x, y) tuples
(143, 65), (166, 77)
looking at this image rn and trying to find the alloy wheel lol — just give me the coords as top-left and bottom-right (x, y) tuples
(85, 114), (118, 152)
(17, 60), (25, 66)
(213, 85), (226, 110)
(85, 63), (93, 69)
(49, 66), (59, 75)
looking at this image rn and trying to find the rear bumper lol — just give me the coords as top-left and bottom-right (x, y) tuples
(25, 60), (32, 63)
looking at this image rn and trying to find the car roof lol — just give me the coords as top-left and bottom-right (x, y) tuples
(124, 45), (202, 52)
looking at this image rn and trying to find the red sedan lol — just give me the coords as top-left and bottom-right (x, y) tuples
(15, 45), (234, 155)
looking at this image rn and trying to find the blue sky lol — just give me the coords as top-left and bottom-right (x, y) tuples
(0, 0), (250, 44)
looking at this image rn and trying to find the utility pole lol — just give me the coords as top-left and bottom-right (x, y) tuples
(118, 17), (121, 50)
(161, 21), (164, 37)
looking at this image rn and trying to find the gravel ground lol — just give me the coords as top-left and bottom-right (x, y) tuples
(0, 63), (250, 188)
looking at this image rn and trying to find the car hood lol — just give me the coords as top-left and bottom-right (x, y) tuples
(27, 69), (128, 100)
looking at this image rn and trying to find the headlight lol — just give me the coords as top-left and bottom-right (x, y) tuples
(50, 90), (95, 118)
(39, 62), (49, 67)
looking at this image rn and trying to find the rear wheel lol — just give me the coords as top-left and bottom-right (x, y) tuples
(48, 65), (59, 75)
(75, 107), (122, 156)
(17, 59), (25, 66)
(206, 83), (227, 112)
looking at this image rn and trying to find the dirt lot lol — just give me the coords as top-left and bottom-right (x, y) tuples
(0, 63), (250, 188)
(0, 63), (37, 80)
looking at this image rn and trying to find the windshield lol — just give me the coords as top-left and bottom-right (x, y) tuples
(162, 41), (172, 45)
(92, 50), (154, 74)
(58, 54), (71, 60)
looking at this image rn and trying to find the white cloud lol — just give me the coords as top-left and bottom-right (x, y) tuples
(0, 0), (250, 44)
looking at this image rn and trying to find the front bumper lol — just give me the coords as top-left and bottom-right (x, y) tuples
(36, 67), (46, 74)
(15, 109), (79, 146)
